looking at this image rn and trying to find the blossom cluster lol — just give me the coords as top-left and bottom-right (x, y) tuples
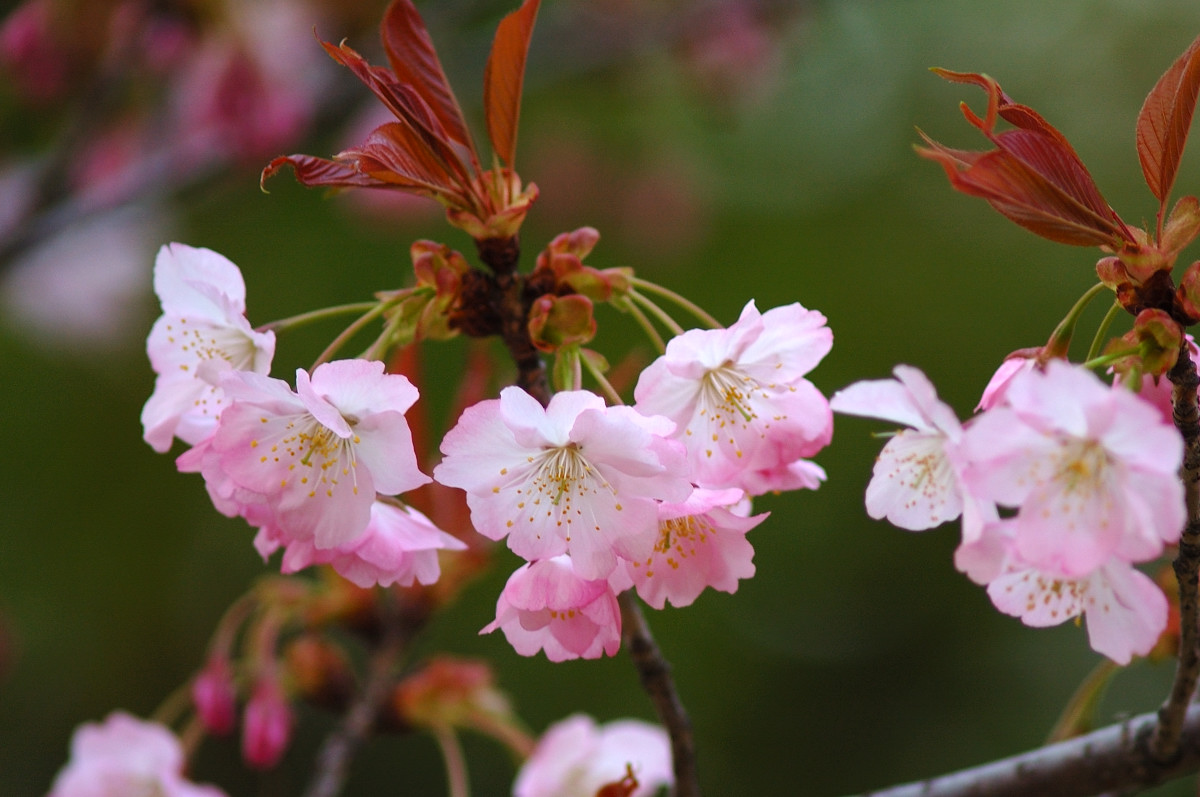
(143, 242), (465, 590)
(832, 360), (1185, 664)
(141, 243), (835, 663)
(435, 300), (833, 660)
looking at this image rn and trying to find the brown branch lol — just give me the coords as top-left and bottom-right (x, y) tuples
(619, 592), (699, 797)
(302, 595), (426, 797)
(855, 704), (1200, 797)
(1150, 345), (1200, 762)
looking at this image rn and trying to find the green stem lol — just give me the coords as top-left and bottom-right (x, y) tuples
(257, 302), (382, 334)
(629, 291), (685, 337)
(1081, 345), (1140, 372)
(581, 351), (625, 406)
(631, 277), (722, 329)
(311, 302), (392, 370)
(625, 299), (667, 354)
(1085, 300), (1123, 363)
(1046, 282), (1108, 358)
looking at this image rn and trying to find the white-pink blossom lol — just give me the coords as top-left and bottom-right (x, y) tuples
(142, 243), (275, 452)
(633, 300), (832, 496)
(258, 500), (466, 587)
(433, 387), (691, 580)
(482, 556), (621, 662)
(956, 522), (1168, 665)
(48, 712), (227, 797)
(189, 359), (429, 549)
(830, 365), (965, 531)
(959, 360), (1184, 577)
(611, 488), (766, 609)
(513, 713), (673, 797)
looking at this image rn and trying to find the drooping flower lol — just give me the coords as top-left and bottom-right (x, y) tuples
(513, 713), (672, 797)
(956, 522), (1168, 665)
(259, 499), (466, 588)
(959, 360), (1184, 577)
(187, 359), (429, 549)
(48, 712), (227, 797)
(482, 555), (621, 662)
(634, 300), (832, 496)
(433, 387), (691, 580)
(830, 365), (965, 531)
(142, 243), (275, 453)
(611, 488), (766, 609)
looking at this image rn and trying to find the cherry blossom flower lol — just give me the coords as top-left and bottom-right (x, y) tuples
(977, 354), (1038, 411)
(513, 713), (673, 797)
(433, 387), (691, 580)
(959, 360), (1184, 577)
(142, 243), (275, 453)
(830, 365), (965, 531)
(189, 359), (429, 549)
(482, 556), (621, 662)
(48, 712), (227, 797)
(257, 500), (466, 587)
(611, 488), (766, 609)
(633, 300), (832, 496)
(956, 523), (1167, 665)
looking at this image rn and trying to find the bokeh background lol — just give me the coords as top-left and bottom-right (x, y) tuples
(3, 0), (1200, 794)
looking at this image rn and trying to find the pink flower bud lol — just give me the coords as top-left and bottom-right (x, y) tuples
(192, 658), (237, 736)
(241, 680), (293, 770)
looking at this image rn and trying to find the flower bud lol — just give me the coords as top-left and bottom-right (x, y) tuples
(528, 294), (596, 352)
(241, 679), (293, 770)
(1177, 261), (1200, 323)
(283, 634), (355, 711)
(192, 657), (238, 736)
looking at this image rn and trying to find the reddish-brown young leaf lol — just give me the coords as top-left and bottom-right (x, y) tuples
(919, 131), (1128, 247)
(321, 39), (474, 187)
(381, 0), (476, 159)
(261, 154), (381, 191)
(343, 123), (465, 197)
(483, 0), (541, 165)
(1137, 33), (1200, 209)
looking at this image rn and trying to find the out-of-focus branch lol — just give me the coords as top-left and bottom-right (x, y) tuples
(855, 704), (1200, 797)
(1151, 345), (1200, 761)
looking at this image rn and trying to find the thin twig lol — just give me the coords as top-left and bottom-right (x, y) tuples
(618, 592), (698, 797)
(1149, 345), (1200, 762)
(302, 603), (411, 797)
(855, 704), (1200, 797)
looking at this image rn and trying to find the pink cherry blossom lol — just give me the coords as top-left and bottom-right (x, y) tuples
(481, 556), (621, 662)
(633, 300), (832, 495)
(611, 488), (766, 609)
(190, 359), (429, 549)
(956, 522), (1167, 665)
(48, 712), (227, 797)
(976, 354), (1038, 411)
(259, 500), (466, 587)
(142, 243), (275, 453)
(513, 713), (673, 797)
(830, 365), (965, 531)
(433, 387), (691, 580)
(959, 360), (1184, 577)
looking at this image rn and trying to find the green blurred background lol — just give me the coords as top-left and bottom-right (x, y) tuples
(4, 0), (1200, 794)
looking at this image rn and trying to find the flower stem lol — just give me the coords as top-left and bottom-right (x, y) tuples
(1084, 299), (1123, 363)
(310, 302), (392, 370)
(624, 299), (668, 354)
(629, 291), (686, 337)
(433, 724), (471, 797)
(618, 591), (699, 797)
(631, 277), (722, 329)
(581, 351), (625, 406)
(258, 302), (383, 334)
